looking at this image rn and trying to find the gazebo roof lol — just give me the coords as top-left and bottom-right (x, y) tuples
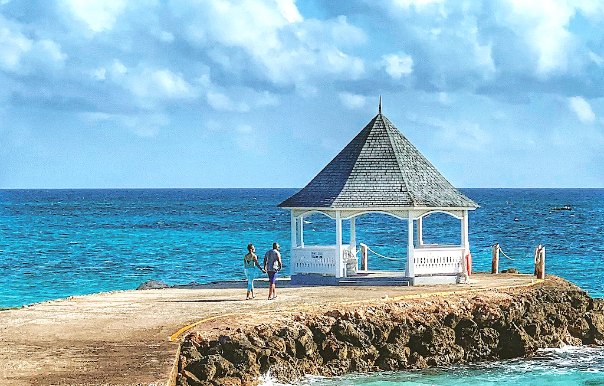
(279, 108), (478, 210)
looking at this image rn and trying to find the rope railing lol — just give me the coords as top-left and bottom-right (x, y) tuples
(493, 244), (515, 261)
(365, 245), (406, 261)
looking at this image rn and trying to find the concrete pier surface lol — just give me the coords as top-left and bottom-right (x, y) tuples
(0, 273), (539, 385)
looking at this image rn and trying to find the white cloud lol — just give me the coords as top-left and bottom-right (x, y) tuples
(276, 0), (303, 23)
(62, 0), (128, 33)
(427, 117), (492, 152)
(382, 53), (413, 79)
(568, 96), (595, 124)
(0, 25), (32, 71)
(111, 60), (127, 77)
(589, 52), (603, 66)
(124, 67), (195, 99)
(206, 91), (250, 112)
(438, 92), (451, 105)
(234, 124), (268, 154)
(180, 0), (366, 86)
(339, 92), (366, 109)
(0, 19), (66, 74)
(505, 0), (575, 76)
(331, 16), (367, 47)
(79, 111), (169, 137)
(393, 0), (444, 9)
(92, 68), (106, 80)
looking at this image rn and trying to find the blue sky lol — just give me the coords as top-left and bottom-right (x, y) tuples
(1, 0), (603, 188)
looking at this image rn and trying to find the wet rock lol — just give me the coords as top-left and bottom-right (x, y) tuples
(376, 343), (410, 370)
(136, 280), (170, 290)
(586, 312), (604, 343)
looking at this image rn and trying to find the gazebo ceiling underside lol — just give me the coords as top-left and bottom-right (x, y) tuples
(279, 113), (478, 212)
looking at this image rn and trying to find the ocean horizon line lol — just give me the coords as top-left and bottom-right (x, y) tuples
(2, 186), (604, 191)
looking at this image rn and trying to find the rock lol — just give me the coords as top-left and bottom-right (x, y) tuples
(416, 325), (456, 356)
(443, 313), (460, 328)
(213, 377), (242, 386)
(325, 359), (351, 376)
(180, 341), (204, 371)
(295, 326), (317, 358)
(376, 343), (410, 370)
(178, 370), (213, 386)
(387, 323), (411, 346)
(332, 320), (370, 347)
(498, 327), (535, 359)
(185, 359), (216, 381)
(568, 317), (590, 341)
(586, 312), (604, 342)
(136, 280), (170, 290)
(266, 336), (287, 354)
(320, 337), (348, 361)
(501, 268), (519, 274)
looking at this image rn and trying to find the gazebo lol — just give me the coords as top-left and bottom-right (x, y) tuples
(278, 101), (478, 285)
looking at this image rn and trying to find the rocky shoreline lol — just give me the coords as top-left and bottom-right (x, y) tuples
(176, 276), (604, 386)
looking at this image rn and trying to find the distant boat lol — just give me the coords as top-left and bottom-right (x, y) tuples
(551, 205), (572, 211)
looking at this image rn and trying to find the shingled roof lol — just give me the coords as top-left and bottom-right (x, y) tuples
(279, 111), (478, 209)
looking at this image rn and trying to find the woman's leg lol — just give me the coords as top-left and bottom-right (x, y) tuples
(245, 268), (254, 299)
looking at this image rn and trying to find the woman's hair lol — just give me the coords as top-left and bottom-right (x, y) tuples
(247, 243), (254, 251)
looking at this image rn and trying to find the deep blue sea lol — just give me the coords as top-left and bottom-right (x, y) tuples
(1, 188), (603, 384)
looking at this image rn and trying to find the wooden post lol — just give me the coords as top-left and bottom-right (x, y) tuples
(290, 212), (296, 277)
(534, 245), (546, 279)
(491, 243), (500, 274)
(534, 245), (539, 276)
(538, 246), (545, 279)
(360, 243), (368, 271)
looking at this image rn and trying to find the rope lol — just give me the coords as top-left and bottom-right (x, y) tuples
(365, 245), (406, 261)
(493, 244), (515, 261)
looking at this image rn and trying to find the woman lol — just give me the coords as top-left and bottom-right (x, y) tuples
(244, 243), (264, 300)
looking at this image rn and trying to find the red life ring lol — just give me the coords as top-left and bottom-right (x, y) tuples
(465, 253), (472, 276)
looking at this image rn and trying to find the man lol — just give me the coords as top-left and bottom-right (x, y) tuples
(263, 242), (283, 300)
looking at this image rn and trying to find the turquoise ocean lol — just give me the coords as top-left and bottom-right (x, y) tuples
(1, 188), (604, 385)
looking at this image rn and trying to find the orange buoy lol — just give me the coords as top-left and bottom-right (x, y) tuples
(465, 253), (472, 276)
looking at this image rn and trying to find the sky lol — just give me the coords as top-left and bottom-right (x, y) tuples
(1, 0), (604, 189)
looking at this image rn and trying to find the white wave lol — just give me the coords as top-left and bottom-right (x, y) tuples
(257, 371), (297, 386)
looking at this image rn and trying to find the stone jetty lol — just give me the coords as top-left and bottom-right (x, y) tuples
(177, 276), (604, 386)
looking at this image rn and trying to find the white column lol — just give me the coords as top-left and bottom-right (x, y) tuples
(335, 210), (343, 278)
(406, 212), (415, 278)
(350, 216), (356, 253)
(417, 216), (423, 246)
(461, 210), (469, 250)
(299, 216), (304, 248)
(290, 211), (296, 276)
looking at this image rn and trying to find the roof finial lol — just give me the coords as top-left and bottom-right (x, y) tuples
(379, 95), (382, 114)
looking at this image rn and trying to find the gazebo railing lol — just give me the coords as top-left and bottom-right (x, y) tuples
(291, 245), (352, 276)
(412, 245), (465, 275)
